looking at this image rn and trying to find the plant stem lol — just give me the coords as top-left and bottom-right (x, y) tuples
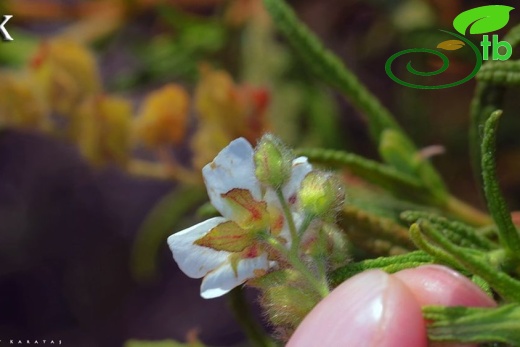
(266, 237), (329, 298)
(228, 288), (277, 347)
(276, 189), (299, 253)
(298, 214), (313, 236)
(444, 196), (492, 227)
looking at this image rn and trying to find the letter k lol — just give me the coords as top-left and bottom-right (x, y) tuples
(0, 15), (13, 41)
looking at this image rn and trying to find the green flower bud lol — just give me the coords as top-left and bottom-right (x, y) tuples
(298, 171), (345, 219)
(250, 269), (320, 337)
(254, 134), (291, 188)
(302, 222), (349, 269)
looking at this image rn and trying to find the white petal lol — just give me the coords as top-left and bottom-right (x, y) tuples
(277, 212), (304, 249)
(167, 217), (230, 279)
(202, 138), (262, 220)
(200, 254), (269, 299)
(282, 156), (313, 207)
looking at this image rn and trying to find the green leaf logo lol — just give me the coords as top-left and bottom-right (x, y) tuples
(453, 5), (514, 35)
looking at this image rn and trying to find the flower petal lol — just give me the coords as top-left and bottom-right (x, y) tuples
(167, 217), (230, 278)
(202, 137), (262, 220)
(195, 219), (255, 252)
(282, 156), (313, 207)
(200, 254), (269, 299)
(220, 188), (269, 230)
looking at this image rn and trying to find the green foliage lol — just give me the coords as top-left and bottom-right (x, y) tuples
(262, 0), (402, 143)
(481, 111), (520, 259)
(379, 129), (447, 200)
(477, 60), (520, 86)
(131, 185), (207, 281)
(339, 205), (415, 257)
(330, 251), (433, 286)
(469, 23), (520, 183)
(424, 304), (520, 345)
(0, 30), (37, 67)
(401, 211), (496, 250)
(113, 7), (227, 89)
(411, 221), (520, 302)
(296, 148), (432, 203)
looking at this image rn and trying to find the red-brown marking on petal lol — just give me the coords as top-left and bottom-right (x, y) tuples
(242, 244), (263, 259)
(195, 220), (253, 252)
(221, 188), (268, 228)
(271, 213), (284, 235)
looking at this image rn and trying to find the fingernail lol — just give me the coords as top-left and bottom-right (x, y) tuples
(394, 265), (496, 307)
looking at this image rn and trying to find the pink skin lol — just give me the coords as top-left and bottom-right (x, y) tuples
(287, 265), (496, 347)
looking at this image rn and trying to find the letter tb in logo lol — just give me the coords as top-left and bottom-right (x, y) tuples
(0, 15), (13, 41)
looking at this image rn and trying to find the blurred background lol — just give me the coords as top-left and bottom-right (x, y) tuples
(1, 0), (520, 346)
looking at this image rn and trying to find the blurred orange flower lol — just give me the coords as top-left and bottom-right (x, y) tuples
(76, 95), (132, 167)
(30, 38), (101, 116)
(192, 66), (270, 170)
(0, 73), (48, 130)
(134, 84), (190, 150)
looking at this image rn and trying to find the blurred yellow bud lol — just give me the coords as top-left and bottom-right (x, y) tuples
(30, 38), (101, 116)
(77, 95), (132, 167)
(0, 73), (48, 130)
(298, 171), (345, 219)
(135, 84), (189, 149)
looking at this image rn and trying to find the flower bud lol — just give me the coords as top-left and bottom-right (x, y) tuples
(298, 171), (345, 219)
(323, 223), (350, 268)
(254, 134), (291, 188)
(250, 269), (320, 337)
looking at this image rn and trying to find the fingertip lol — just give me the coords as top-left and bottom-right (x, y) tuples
(287, 270), (427, 347)
(394, 265), (496, 308)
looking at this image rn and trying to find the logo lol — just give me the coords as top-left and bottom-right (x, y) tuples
(385, 5), (514, 89)
(0, 15), (13, 41)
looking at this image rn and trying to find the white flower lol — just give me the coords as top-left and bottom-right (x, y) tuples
(167, 137), (312, 299)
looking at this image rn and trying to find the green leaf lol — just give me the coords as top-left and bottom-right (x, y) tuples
(481, 111), (520, 258)
(424, 304), (520, 345)
(401, 211), (496, 250)
(330, 251), (433, 286)
(262, 0), (401, 143)
(453, 5), (514, 35)
(339, 205), (415, 257)
(379, 130), (448, 202)
(412, 221), (520, 302)
(296, 148), (434, 204)
(379, 129), (418, 176)
(477, 60), (520, 86)
(130, 185), (207, 282)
